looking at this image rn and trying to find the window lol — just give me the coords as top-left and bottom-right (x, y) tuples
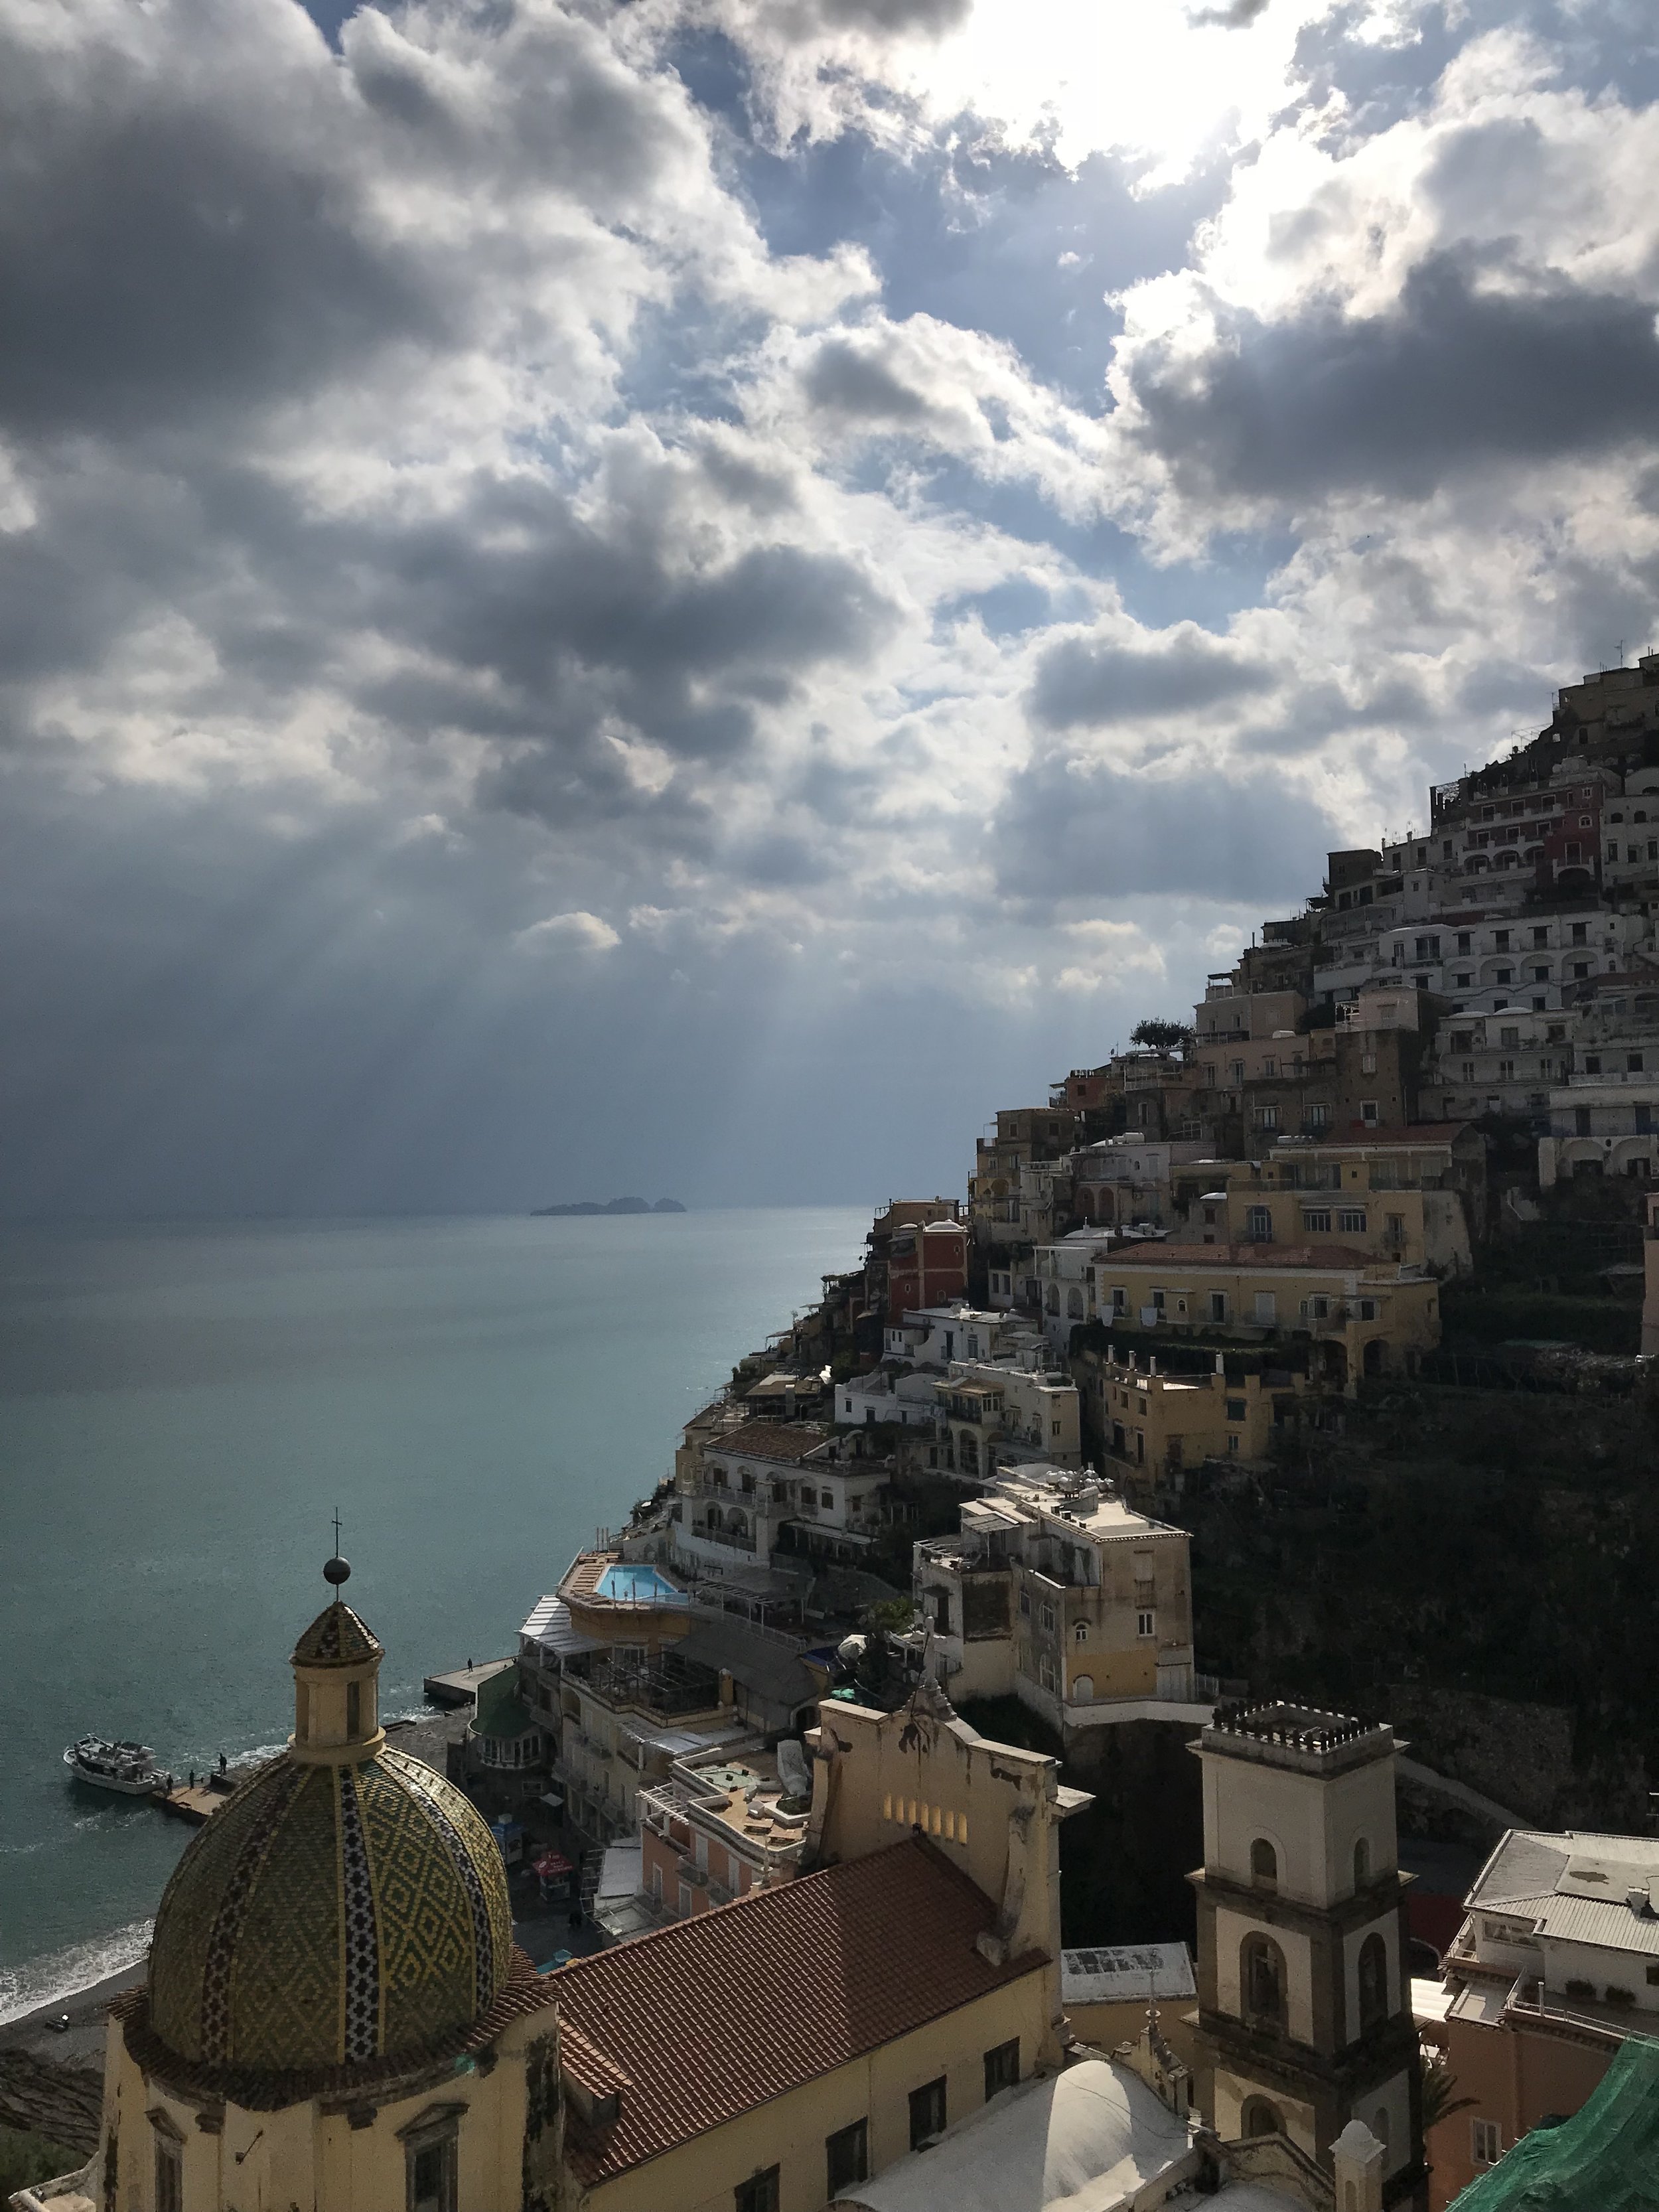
(406, 2130), (459, 2212)
(1302, 1208), (1331, 1233)
(1457, 932), (1473, 954)
(1253, 1293), (1277, 1325)
(1040, 1601), (1056, 1633)
(1136, 1609), (1156, 1639)
(1208, 1291), (1228, 1323)
(1500, 1025), (1520, 1048)
(1258, 1106), (1279, 1130)
(1494, 930), (1511, 951)
(155, 2136), (183, 2212)
(347, 1679), (361, 1737)
(1358, 1298), (1378, 1321)
(1572, 922), (1589, 944)
(984, 2039), (1021, 2100)
(1358, 1931), (1390, 2032)
(826, 2120), (869, 2195)
(1455, 971), (1473, 989)
(1250, 1837), (1278, 1888)
(735, 2169), (780, 2212)
(1074, 1619), (1088, 1641)
(1630, 1053), (1645, 1073)
(1360, 1100), (1380, 1126)
(1415, 935), (1439, 959)
(1338, 1208), (1367, 1233)
(1585, 1055), (1602, 1074)
(1242, 1931), (1287, 2030)
(1498, 1060), (1515, 1080)
(1354, 1837), (1371, 1888)
(1532, 926), (1550, 947)
(1240, 2096), (1285, 2142)
(1472, 2118), (1502, 2167)
(1019, 1588), (1031, 1617)
(1226, 1397), (1248, 1421)
(909, 2077), (948, 2150)
(1111, 1285), (1127, 1313)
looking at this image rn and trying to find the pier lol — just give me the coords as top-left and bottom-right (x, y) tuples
(422, 1657), (512, 1707)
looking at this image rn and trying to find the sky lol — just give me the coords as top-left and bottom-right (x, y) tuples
(5, 0), (1659, 1215)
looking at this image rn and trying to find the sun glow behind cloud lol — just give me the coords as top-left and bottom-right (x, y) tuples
(3, 0), (1658, 1210)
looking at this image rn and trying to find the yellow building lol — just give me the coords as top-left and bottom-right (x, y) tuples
(1190, 1130), (1477, 1278)
(912, 1467), (1204, 1735)
(1097, 1243), (1440, 1391)
(1071, 1343), (1307, 1488)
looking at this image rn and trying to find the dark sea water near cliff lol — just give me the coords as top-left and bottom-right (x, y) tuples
(0, 1208), (865, 2018)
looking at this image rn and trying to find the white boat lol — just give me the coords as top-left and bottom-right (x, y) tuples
(63, 1735), (165, 1796)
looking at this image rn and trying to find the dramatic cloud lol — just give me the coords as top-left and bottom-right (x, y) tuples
(4, 0), (1659, 1211)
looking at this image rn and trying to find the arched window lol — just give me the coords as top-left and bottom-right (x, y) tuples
(1241, 1933), (1287, 2032)
(1250, 1837), (1278, 1889)
(1358, 1932), (1389, 2033)
(1070, 1674), (1094, 1704)
(1074, 1621), (1088, 1642)
(727, 1511), (747, 1539)
(1353, 1837), (1371, 1889)
(1240, 2095), (1284, 2139)
(1046, 1284), (1060, 1315)
(1067, 1287), (1085, 1318)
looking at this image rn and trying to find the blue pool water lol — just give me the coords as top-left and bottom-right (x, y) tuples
(595, 1563), (685, 1603)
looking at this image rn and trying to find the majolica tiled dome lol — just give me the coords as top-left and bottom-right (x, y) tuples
(147, 1593), (512, 2078)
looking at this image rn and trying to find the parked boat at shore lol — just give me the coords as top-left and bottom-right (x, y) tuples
(62, 1737), (164, 1797)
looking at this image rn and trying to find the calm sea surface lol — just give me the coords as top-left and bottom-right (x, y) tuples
(0, 1209), (865, 2018)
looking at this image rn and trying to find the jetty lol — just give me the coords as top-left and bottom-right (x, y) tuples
(422, 1657), (512, 1708)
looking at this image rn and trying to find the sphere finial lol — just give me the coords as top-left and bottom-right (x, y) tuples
(324, 1508), (349, 1587)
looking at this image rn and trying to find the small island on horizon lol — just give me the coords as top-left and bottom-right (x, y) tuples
(531, 1195), (687, 1217)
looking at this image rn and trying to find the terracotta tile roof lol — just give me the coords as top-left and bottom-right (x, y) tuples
(290, 1600), (382, 1667)
(704, 1420), (828, 1465)
(543, 1837), (1046, 2184)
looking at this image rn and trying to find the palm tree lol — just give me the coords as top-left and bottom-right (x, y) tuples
(1421, 2049), (1477, 2138)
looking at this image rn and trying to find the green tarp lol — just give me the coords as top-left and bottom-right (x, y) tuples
(1450, 2035), (1659, 2211)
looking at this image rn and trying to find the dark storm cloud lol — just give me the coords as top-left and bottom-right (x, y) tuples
(1128, 252), (1659, 503)
(780, 0), (970, 33)
(0, 24), (437, 440)
(994, 749), (1334, 907)
(803, 340), (932, 422)
(1189, 0), (1272, 25)
(1028, 630), (1275, 729)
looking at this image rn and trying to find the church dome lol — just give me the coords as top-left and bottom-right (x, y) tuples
(147, 1580), (512, 2079)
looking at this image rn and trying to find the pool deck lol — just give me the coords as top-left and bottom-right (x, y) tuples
(422, 1658), (514, 1708)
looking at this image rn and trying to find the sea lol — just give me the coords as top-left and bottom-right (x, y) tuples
(0, 1208), (867, 2022)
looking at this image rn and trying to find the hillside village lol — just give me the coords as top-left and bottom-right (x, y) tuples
(21, 667), (1659, 2212)
(487, 659), (1659, 2209)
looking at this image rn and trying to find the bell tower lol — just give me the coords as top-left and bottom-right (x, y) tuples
(1189, 1701), (1423, 2202)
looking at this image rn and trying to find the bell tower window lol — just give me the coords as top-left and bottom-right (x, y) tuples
(1241, 1933), (1287, 2032)
(1250, 1837), (1278, 1890)
(1358, 1933), (1389, 2033)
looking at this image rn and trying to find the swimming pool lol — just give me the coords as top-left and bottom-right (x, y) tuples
(595, 1562), (685, 1603)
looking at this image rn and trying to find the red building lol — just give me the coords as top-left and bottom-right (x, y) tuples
(886, 1218), (969, 1315)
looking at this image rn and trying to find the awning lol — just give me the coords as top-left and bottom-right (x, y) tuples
(520, 1595), (602, 1657)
